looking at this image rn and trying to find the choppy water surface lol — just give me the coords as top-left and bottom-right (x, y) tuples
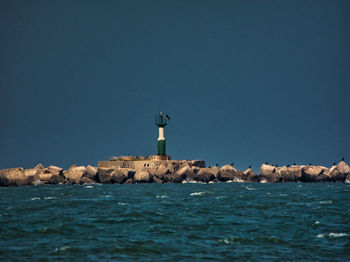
(1, 183), (349, 261)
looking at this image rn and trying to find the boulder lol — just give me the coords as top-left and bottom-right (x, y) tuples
(233, 171), (246, 183)
(280, 166), (302, 182)
(38, 165), (64, 184)
(207, 166), (220, 179)
(109, 168), (127, 184)
(176, 166), (198, 181)
(194, 169), (215, 183)
(259, 164), (280, 183)
(330, 161), (350, 182)
(148, 166), (171, 180)
(63, 166), (87, 184)
(97, 167), (115, 184)
(80, 177), (97, 184)
(163, 173), (183, 183)
(345, 174), (350, 183)
(301, 166), (324, 182)
(133, 170), (152, 183)
(218, 165), (236, 182)
(0, 167), (36, 186)
(243, 168), (259, 182)
(83, 165), (98, 181)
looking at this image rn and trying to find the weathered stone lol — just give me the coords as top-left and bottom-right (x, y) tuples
(218, 165), (236, 182)
(330, 161), (350, 182)
(207, 166), (220, 179)
(259, 164), (280, 183)
(301, 166), (324, 182)
(176, 166), (199, 181)
(345, 174), (350, 183)
(83, 165), (98, 181)
(243, 168), (259, 182)
(0, 167), (36, 186)
(80, 177), (97, 184)
(97, 167), (115, 184)
(46, 166), (63, 176)
(152, 176), (163, 183)
(194, 169), (215, 183)
(163, 173), (183, 183)
(233, 171), (246, 182)
(63, 166), (87, 184)
(148, 166), (171, 180)
(124, 178), (133, 184)
(36, 165), (64, 184)
(280, 166), (302, 182)
(110, 169), (127, 184)
(133, 170), (152, 183)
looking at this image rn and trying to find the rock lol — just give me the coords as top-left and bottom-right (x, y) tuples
(124, 178), (133, 184)
(163, 173), (183, 183)
(301, 166), (324, 182)
(218, 165), (236, 182)
(345, 174), (350, 183)
(194, 169), (215, 183)
(80, 177), (97, 184)
(280, 166), (302, 182)
(259, 164), (280, 183)
(207, 166), (220, 179)
(63, 166), (87, 184)
(152, 176), (163, 183)
(97, 167), (115, 184)
(38, 165), (64, 184)
(133, 170), (152, 183)
(109, 168), (127, 184)
(83, 165), (98, 181)
(176, 166), (198, 181)
(148, 166), (171, 180)
(330, 161), (350, 182)
(0, 167), (36, 186)
(233, 171), (246, 182)
(46, 166), (63, 176)
(243, 168), (259, 182)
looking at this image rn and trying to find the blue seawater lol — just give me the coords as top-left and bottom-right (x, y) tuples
(0, 183), (349, 261)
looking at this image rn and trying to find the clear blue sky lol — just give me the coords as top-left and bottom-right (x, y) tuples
(1, 0), (349, 171)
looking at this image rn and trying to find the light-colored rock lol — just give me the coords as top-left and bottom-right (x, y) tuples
(243, 168), (259, 182)
(63, 166), (86, 184)
(83, 165), (98, 181)
(195, 169), (215, 183)
(301, 166), (324, 182)
(97, 167), (115, 184)
(330, 161), (350, 182)
(259, 164), (280, 183)
(218, 165), (236, 182)
(280, 166), (302, 182)
(0, 167), (36, 186)
(133, 170), (152, 183)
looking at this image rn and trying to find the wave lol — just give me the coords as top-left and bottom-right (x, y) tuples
(190, 192), (205, 196)
(317, 233), (348, 238)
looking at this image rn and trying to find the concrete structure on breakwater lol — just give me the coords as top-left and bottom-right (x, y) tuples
(98, 155), (205, 171)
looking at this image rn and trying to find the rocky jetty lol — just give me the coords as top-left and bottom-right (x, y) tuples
(1, 159), (349, 186)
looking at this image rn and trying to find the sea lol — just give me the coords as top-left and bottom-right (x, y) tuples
(0, 183), (349, 261)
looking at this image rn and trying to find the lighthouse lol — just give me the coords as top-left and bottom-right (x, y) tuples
(155, 112), (170, 156)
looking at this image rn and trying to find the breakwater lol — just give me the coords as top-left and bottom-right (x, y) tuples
(0, 157), (349, 186)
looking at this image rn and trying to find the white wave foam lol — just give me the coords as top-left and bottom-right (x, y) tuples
(118, 202), (127, 206)
(226, 180), (233, 183)
(55, 246), (71, 252)
(319, 200), (332, 204)
(245, 186), (256, 191)
(279, 194), (288, 197)
(315, 221), (321, 224)
(156, 195), (168, 198)
(44, 197), (56, 200)
(190, 192), (205, 196)
(317, 233), (348, 238)
(31, 197), (40, 201)
(85, 185), (94, 188)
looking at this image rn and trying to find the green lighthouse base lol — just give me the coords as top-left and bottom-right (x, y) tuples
(157, 140), (166, 156)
